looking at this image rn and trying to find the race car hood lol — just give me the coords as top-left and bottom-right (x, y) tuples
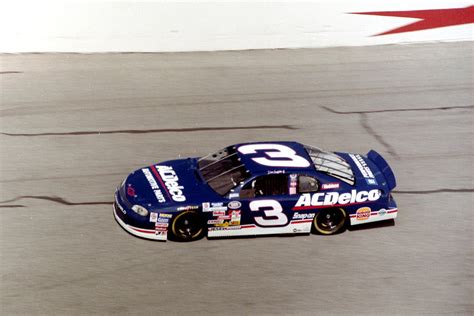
(337, 151), (396, 192)
(120, 158), (220, 210)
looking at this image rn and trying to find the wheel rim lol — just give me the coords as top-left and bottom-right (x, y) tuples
(173, 212), (203, 240)
(315, 208), (346, 234)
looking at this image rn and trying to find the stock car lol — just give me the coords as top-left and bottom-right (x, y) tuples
(113, 141), (398, 241)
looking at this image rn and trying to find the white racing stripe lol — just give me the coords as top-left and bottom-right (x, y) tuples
(207, 220), (313, 238)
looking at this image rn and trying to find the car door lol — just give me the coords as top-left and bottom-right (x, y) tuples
(237, 173), (301, 234)
(207, 173), (322, 237)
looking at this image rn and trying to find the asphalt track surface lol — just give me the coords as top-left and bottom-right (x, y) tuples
(1, 42), (473, 315)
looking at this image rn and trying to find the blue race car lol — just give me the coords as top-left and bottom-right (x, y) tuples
(113, 142), (397, 241)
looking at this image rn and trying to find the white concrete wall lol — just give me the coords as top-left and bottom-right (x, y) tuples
(1, 0), (472, 53)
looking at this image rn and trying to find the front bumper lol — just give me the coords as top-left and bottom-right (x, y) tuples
(113, 193), (167, 241)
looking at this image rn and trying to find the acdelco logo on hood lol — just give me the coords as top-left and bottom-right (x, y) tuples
(294, 189), (381, 209)
(142, 165), (186, 203)
(155, 165), (186, 202)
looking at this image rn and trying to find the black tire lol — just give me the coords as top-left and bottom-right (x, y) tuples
(313, 208), (347, 235)
(170, 211), (205, 242)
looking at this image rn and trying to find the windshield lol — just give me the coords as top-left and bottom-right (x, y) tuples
(198, 146), (250, 196)
(303, 145), (355, 185)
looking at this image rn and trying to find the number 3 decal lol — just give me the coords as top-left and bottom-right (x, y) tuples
(250, 200), (288, 227)
(238, 144), (310, 168)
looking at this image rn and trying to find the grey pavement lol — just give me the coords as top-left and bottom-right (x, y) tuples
(0, 42), (473, 315)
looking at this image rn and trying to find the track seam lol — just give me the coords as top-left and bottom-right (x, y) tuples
(0, 125), (297, 137)
(359, 113), (399, 158)
(322, 104), (474, 114)
(393, 189), (474, 194)
(0, 196), (111, 206)
(321, 104), (473, 159)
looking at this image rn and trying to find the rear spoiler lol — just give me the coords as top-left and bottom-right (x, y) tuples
(367, 150), (397, 191)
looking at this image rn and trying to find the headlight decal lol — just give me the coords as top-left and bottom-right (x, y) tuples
(131, 205), (149, 217)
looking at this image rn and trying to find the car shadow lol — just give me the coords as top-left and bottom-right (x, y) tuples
(207, 233), (307, 241)
(347, 219), (395, 232)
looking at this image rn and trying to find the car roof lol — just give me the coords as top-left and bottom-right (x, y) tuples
(233, 141), (316, 176)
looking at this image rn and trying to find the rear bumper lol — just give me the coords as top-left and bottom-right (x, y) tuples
(349, 207), (398, 226)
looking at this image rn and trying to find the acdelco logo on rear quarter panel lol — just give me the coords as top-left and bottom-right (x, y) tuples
(294, 189), (381, 208)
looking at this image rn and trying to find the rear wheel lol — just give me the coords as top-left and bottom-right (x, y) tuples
(313, 208), (347, 235)
(171, 211), (204, 242)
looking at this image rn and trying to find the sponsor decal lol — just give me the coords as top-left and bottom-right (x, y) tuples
(294, 189), (381, 209)
(213, 210), (226, 216)
(155, 165), (186, 202)
(207, 219), (224, 225)
(378, 208), (387, 216)
(321, 183), (340, 190)
(208, 206), (227, 213)
(143, 169), (167, 203)
(228, 201), (241, 209)
(155, 221), (168, 234)
(349, 154), (374, 178)
(214, 207), (228, 212)
(230, 210), (241, 226)
(268, 170), (286, 174)
(289, 177), (297, 195)
(157, 217), (169, 223)
(366, 179), (377, 185)
(209, 226), (241, 231)
(115, 202), (126, 214)
(154, 190), (166, 203)
(127, 185), (136, 197)
(349, 154), (378, 185)
(159, 213), (172, 218)
(213, 210), (241, 227)
(228, 193), (239, 199)
(203, 202), (228, 213)
(142, 168), (167, 203)
(149, 212), (158, 223)
(142, 168), (159, 189)
(356, 207), (371, 220)
(176, 205), (199, 211)
(292, 212), (315, 220)
(215, 222), (229, 227)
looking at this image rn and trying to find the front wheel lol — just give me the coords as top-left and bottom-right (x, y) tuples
(170, 211), (205, 242)
(313, 208), (347, 235)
